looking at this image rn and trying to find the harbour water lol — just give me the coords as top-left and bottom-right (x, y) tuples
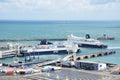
(0, 21), (120, 64)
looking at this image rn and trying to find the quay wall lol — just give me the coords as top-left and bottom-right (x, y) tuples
(0, 38), (67, 42)
(76, 50), (115, 60)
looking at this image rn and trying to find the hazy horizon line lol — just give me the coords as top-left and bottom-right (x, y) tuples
(0, 20), (120, 22)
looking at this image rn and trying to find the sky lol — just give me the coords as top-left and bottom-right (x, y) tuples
(0, 0), (120, 21)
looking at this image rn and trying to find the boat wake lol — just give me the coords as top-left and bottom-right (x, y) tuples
(108, 47), (120, 49)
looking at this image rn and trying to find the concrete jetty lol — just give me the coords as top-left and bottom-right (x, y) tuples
(76, 50), (115, 60)
(0, 38), (67, 42)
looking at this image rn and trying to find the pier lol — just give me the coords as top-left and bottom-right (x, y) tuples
(0, 38), (67, 42)
(59, 50), (116, 62)
(36, 50), (116, 67)
(76, 50), (115, 60)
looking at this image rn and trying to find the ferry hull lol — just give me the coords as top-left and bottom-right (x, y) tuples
(78, 44), (107, 48)
(21, 50), (69, 56)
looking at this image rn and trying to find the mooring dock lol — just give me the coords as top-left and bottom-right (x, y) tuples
(76, 50), (115, 60)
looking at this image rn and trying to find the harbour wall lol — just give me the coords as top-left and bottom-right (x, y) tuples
(0, 38), (67, 42)
(76, 50), (115, 60)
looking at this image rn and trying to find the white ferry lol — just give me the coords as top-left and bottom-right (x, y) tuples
(67, 34), (107, 48)
(20, 40), (80, 56)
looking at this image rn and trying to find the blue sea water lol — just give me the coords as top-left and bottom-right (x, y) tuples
(0, 21), (120, 64)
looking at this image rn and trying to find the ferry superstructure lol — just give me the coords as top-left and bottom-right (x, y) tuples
(20, 40), (80, 56)
(67, 34), (107, 48)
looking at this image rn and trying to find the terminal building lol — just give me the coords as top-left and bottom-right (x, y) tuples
(75, 61), (107, 71)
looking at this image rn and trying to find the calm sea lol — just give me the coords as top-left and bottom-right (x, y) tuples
(0, 21), (120, 64)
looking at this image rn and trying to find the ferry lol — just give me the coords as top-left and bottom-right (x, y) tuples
(20, 40), (80, 56)
(0, 50), (17, 59)
(67, 34), (107, 48)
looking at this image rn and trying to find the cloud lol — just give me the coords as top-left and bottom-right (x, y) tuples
(89, 0), (115, 4)
(0, 0), (53, 11)
(0, 0), (120, 11)
(0, 0), (120, 20)
(62, 0), (120, 11)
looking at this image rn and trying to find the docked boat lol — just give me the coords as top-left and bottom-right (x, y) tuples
(20, 40), (80, 56)
(0, 50), (17, 59)
(97, 34), (115, 40)
(67, 34), (107, 48)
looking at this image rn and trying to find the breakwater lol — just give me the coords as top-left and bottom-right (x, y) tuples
(0, 38), (67, 42)
(76, 50), (115, 60)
